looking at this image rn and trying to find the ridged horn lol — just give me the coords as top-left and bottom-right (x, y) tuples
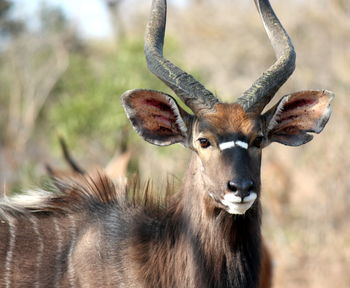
(236, 0), (296, 114)
(144, 0), (219, 115)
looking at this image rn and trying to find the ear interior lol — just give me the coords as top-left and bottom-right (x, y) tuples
(265, 90), (334, 146)
(122, 89), (190, 146)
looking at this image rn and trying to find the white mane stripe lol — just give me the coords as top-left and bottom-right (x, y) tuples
(67, 215), (77, 288)
(30, 216), (44, 288)
(219, 141), (248, 151)
(53, 217), (63, 288)
(4, 220), (16, 288)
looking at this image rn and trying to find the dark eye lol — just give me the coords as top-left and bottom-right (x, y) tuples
(198, 138), (211, 149)
(252, 135), (264, 148)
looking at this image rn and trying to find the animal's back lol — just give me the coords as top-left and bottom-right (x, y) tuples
(0, 174), (140, 288)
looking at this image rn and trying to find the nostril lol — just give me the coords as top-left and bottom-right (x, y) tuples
(227, 180), (255, 197)
(242, 180), (254, 192)
(227, 181), (238, 192)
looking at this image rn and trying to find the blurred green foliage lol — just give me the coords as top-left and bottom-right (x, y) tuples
(0, 0), (192, 189)
(46, 38), (179, 152)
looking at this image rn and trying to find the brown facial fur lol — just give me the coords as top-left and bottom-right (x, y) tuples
(203, 103), (259, 137)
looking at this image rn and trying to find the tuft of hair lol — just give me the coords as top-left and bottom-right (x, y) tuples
(0, 171), (175, 221)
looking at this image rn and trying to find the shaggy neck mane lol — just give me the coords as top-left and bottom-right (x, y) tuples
(0, 173), (121, 219)
(0, 172), (174, 221)
(0, 167), (262, 288)
(130, 155), (262, 288)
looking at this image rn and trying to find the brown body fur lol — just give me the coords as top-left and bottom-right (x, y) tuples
(0, 172), (272, 288)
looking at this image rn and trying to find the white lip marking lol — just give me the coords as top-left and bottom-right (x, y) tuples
(243, 193), (257, 202)
(223, 193), (242, 203)
(223, 192), (257, 203)
(219, 141), (248, 151)
(223, 202), (254, 215)
(221, 192), (257, 215)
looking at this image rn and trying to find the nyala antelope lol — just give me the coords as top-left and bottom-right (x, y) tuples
(0, 0), (333, 287)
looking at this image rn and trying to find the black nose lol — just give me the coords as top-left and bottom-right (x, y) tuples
(227, 179), (254, 199)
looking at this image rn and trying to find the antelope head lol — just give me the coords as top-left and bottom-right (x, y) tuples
(122, 0), (334, 215)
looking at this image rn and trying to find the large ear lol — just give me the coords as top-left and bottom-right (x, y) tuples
(121, 89), (192, 146)
(263, 90), (334, 146)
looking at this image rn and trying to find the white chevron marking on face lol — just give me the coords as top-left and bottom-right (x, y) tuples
(235, 141), (249, 150)
(219, 140), (248, 151)
(219, 141), (235, 150)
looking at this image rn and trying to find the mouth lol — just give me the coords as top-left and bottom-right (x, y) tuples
(210, 192), (257, 215)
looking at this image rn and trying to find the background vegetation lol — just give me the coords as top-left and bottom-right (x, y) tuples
(0, 0), (348, 287)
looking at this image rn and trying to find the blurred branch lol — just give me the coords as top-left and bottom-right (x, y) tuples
(0, 0), (25, 37)
(103, 0), (125, 43)
(191, 0), (205, 5)
(5, 34), (69, 152)
(0, 0), (10, 16)
(332, 0), (350, 14)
